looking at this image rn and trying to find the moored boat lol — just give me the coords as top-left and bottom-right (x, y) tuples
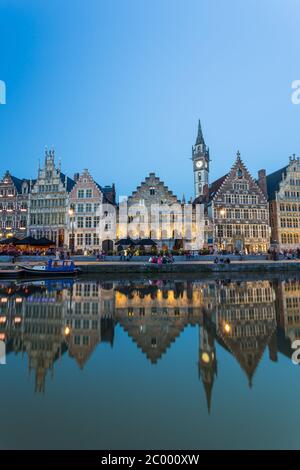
(17, 259), (81, 277)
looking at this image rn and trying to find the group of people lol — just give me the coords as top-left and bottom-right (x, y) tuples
(268, 248), (300, 261)
(148, 254), (174, 265)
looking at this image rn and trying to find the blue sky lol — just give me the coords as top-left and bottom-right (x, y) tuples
(0, 0), (300, 199)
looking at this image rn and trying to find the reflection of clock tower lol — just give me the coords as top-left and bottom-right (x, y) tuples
(192, 120), (210, 199)
(198, 319), (217, 414)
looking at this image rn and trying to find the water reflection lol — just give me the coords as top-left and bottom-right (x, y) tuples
(0, 277), (298, 406)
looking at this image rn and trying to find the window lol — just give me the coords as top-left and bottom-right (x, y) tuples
(77, 203), (84, 213)
(217, 225), (224, 237)
(149, 187), (155, 196)
(86, 203), (92, 212)
(261, 226), (267, 238)
(78, 189), (84, 198)
(85, 233), (92, 245)
(77, 216), (84, 228)
(93, 233), (99, 245)
(93, 216), (100, 228)
(227, 225), (233, 237)
(235, 225), (242, 235)
(281, 218), (286, 228)
(86, 189), (92, 198)
(77, 234), (83, 246)
(85, 217), (92, 228)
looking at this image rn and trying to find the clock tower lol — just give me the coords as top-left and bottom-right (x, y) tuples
(192, 120), (210, 199)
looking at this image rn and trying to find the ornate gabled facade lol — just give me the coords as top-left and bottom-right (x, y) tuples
(122, 172), (185, 250)
(0, 171), (32, 239)
(211, 152), (270, 253)
(28, 149), (75, 246)
(267, 155), (300, 249)
(67, 169), (116, 253)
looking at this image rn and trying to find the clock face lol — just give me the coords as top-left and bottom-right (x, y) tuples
(195, 160), (203, 169)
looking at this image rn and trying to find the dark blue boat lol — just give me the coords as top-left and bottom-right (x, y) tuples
(18, 259), (81, 277)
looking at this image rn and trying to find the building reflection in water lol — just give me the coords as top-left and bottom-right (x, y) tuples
(0, 277), (298, 408)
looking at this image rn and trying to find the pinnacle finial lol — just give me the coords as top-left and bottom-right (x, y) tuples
(236, 150), (241, 159)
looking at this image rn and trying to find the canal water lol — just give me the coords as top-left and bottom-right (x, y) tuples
(0, 275), (299, 450)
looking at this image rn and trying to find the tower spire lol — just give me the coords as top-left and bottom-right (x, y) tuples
(192, 119), (210, 199)
(196, 119), (205, 146)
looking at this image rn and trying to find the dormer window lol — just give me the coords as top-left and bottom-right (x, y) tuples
(237, 169), (243, 178)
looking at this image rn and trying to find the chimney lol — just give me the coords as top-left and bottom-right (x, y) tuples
(73, 173), (80, 182)
(258, 169), (267, 198)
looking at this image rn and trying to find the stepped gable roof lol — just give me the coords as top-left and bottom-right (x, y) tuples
(128, 172), (181, 204)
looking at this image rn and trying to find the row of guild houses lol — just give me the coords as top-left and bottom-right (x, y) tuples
(0, 121), (300, 253)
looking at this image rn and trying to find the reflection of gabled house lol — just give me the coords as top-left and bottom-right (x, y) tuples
(118, 314), (189, 364)
(22, 291), (67, 393)
(216, 281), (277, 387)
(65, 281), (115, 368)
(114, 282), (214, 363)
(274, 279), (300, 353)
(67, 329), (101, 369)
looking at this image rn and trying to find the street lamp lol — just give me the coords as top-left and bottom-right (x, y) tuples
(217, 207), (226, 252)
(68, 205), (75, 255)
